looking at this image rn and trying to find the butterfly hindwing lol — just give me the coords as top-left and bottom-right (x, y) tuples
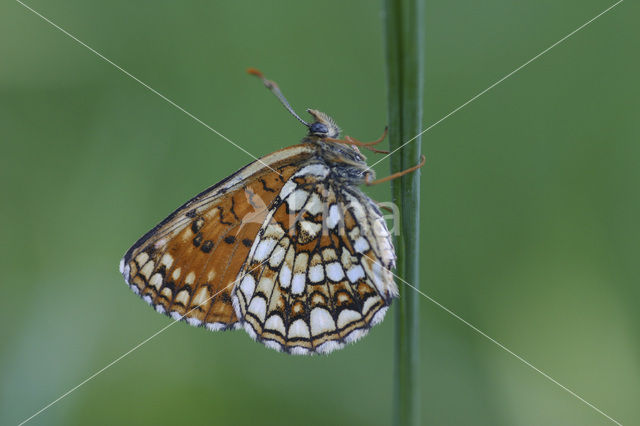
(233, 162), (398, 354)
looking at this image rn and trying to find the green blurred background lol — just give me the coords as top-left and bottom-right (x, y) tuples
(1, 0), (638, 424)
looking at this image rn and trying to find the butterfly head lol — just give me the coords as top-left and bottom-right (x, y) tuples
(306, 109), (340, 139)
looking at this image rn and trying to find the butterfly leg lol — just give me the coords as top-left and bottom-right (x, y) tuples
(376, 203), (395, 214)
(365, 154), (426, 186)
(349, 126), (389, 146)
(325, 127), (390, 154)
(346, 137), (390, 154)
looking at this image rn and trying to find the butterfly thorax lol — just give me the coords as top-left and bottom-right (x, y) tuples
(302, 109), (373, 185)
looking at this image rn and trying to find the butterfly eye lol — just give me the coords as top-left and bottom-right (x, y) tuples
(309, 122), (329, 136)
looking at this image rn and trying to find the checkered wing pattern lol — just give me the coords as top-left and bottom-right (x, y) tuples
(233, 163), (398, 354)
(119, 145), (316, 331)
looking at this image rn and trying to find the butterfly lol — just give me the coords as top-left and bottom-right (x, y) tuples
(119, 69), (424, 354)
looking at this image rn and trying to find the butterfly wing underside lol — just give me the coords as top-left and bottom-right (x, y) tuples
(233, 162), (398, 354)
(119, 145), (316, 330)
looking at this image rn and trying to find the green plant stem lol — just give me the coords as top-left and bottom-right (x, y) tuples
(383, 0), (424, 425)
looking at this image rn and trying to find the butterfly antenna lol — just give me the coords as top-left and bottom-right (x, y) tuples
(247, 68), (310, 127)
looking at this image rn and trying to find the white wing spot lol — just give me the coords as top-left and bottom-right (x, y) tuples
(254, 238), (277, 262)
(161, 287), (172, 299)
(300, 220), (322, 239)
(305, 192), (323, 215)
(160, 253), (174, 269)
(269, 244), (286, 267)
(279, 180), (297, 200)
(135, 252), (149, 266)
(265, 315), (285, 334)
(150, 273), (163, 290)
(248, 297), (267, 322)
(192, 287), (209, 307)
(256, 276), (274, 299)
(185, 271), (196, 286)
(286, 189), (310, 212)
(293, 163), (330, 178)
(354, 237), (370, 253)
(337, 309), (361, 328)
(175, 290), (189, 306)
(263, 223), (285, 240)
(288, 319), (311, 338)
(140, 261), (155, 279)
(172, 268), (182, 281)
(326, 262), (345, 281)
(362, 296), (380, 316)
(240, 274), (256, 299)
(291, 273), (306, 295)
(310, 307), (336, 336)
(308, 264), (324, 283)
(327, 204), (341, 229)
(346, 265), (365, 283)
(280, 264), (292, 288)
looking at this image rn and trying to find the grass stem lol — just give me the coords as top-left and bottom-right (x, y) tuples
(382, 0), (424, 424)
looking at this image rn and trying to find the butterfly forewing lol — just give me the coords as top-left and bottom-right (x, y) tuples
(233, 163), (398, 354)
(120, 145), (316, 330)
